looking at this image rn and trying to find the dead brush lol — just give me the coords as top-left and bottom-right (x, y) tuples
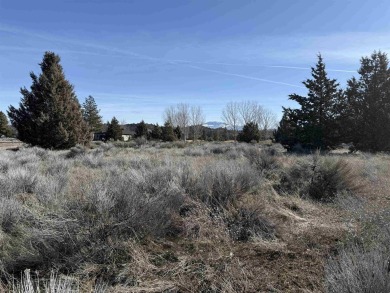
(278, 153), (364, 202)
(7, 269), (108, 293)
(242, 146), (280, 175)
(173, 255), (255, 293)
(192, 161), (260, 210)
(225, 206), (276, 242)
(325, 246), (390, 293)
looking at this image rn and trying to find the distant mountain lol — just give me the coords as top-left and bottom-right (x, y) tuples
(203, 121), (227, 129)
(203, 121), (244, 130)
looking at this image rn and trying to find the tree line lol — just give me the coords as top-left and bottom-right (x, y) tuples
(275, 51), (390, 152)
(7, 50), (389, 152)
(2, 51), (277, 148)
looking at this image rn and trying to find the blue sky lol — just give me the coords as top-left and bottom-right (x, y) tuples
(1, 0), (390, 124)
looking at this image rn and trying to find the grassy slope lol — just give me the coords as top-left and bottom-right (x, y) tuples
(0, 142), (388, 292)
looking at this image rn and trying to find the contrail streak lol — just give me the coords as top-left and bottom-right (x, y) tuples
(168, 59), (356, 73)
(0, 24), (344, 87)
(185, 65), (306, 88)
(265, 65), (355, 73)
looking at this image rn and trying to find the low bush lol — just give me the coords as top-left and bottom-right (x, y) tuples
(183, 147), (205, 157)
(66, 145), (86, 159)
(325, 246), (390, 293)
(243, 146), (280, 174)
(278, 154), (361, 202)
(72, 165), (186, 239)
(0, 197), (24, 233)
(0, 167), (39, 197)
(191, 161), (260, 209)
(226, 207), (275, 242)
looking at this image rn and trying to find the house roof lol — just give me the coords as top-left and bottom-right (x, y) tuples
(121, 124), (136, 135)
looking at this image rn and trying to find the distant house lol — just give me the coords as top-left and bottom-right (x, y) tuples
(93, 124), (136, 141)
(93, 131), (107, 141)
(93, 124), (108, 141)
(121, 124), (135, 141)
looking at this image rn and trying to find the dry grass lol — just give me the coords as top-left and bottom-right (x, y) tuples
(1, 142), (390, 292)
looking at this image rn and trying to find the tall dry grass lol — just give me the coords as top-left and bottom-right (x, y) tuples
(0, 141), (389, 292)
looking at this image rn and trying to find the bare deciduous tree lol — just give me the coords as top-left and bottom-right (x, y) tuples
(222, 101), (277, 141)
(238, 100), (258, 125)
(163, 103), (191, 141)
(190, 105), (205, 141)
(163, 105), (177, 126)
(176, 103), (190, 141)
(259, 108), (277, 138)
(222, 102), (240, 141)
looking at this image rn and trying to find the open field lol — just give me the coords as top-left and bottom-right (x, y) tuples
(0, 141), (389, 292)
(0, 139), (24, 151)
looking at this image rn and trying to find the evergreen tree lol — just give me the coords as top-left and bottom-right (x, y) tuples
(0, 111), (12, 137)
(161, 122), (177, 141)
(174, 126), (182, 140)
(274, 108), (300, 150)
(134, 120), (148, 138)
(276, 55), (343, 150)
(106, 117), (122, 141)
(82, 95), (103, 132)
(237, 122), (261, 143)
(150, 124), (162, 140)
(8, 52), (89, 149)
(344, 51), (390, 152)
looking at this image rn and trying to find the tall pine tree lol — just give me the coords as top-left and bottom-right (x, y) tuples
(276, 55), (343, 150)
(82, 95), (103, 132)
(344, 51), (390, 152)
(106, 117), (122, 141)
(8, 52), (89, 149)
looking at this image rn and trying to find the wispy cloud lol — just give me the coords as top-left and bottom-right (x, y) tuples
(0, 45), (122, 57)
(0, 24), (312, 88)
(7, 24), (384, 91)
(184, 64), (306, 88)
(166, 59), (356, 73)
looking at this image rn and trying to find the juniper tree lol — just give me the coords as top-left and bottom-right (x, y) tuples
(134, 120), (148, 138)
(276, 55), (343, 150)
(343, 51), (390, 152)
(82, 95), (103, 132)
(274, 108), (299, 151)
(162, 122), (177, 142)
(150, 124), (162, 140)
(238, 121), (261, 143)
(0, 111), (12, 137)
(8, 52), (89, 149)
(106, 117), (122, 141)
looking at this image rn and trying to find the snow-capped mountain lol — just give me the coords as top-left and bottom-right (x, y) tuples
(203, 121), (227, 129)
